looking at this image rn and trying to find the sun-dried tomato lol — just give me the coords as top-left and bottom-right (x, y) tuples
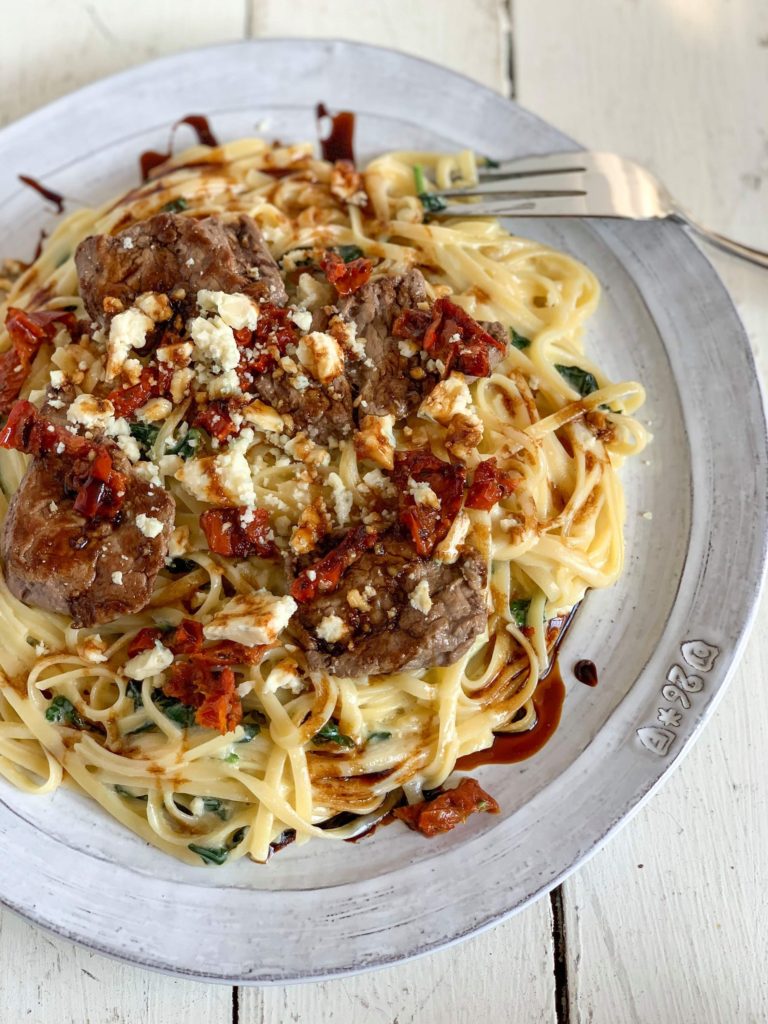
(464, 457), (517, 511)
(236, 304), (297, 385)
(200, 507), (278, 559)
(196, 641), (269, 665)
(321, 250), (372, 296)
(392, 307), (432, 340)
(108, 363), (173, 418)
(394, 298), (505, 377)
(169, 618), (205, 654)
(164, 660), (242, 734)
(72, 446), (126, 521)
(391, 449), (466, 557)
(0, 308), (79, 415)
(393, 777), (499, 836)
(192, 401), (239, 442)
(291, 525), (378, 604)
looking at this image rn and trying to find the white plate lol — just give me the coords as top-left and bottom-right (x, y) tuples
(0, 40), (765, 983)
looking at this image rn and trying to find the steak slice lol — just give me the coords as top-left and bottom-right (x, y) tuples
(292, 533), (488, 677)
(250, 373), (353, 445)
(2, 448), (174, 627)
(338, 270), (432, 418)
(75, 213), (287, 328)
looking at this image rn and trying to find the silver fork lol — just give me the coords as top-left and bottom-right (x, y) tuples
(431, 151), (768, 269)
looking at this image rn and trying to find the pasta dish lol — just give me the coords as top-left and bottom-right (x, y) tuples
(0, 120), (648, 865)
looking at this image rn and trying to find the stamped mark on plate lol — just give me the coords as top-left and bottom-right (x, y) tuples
(636, 640), (720, 756)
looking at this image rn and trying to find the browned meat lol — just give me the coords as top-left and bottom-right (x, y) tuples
(250, 373), (353, 445)
(482, 319), (509, 372)
(292, 533), (487, 676)
(75, 213), (287, 327)
(1, 448), (174, 627)
(338, 270), (433, 418)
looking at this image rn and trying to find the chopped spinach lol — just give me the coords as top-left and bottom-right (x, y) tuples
(313, 720), (355, 749)
(509, 599), (531, 628)
(367, 731), (391, 743)
(129, 421), (160, 455)
(483, 156), (501, 169)
(224, 752), (240, 765)
(153, 691), (197, 728)
(200, 798), (231, 821)
(162, 196), (189, 213)
(188, 825), (248, 865)
(237, 711), (265, 743)
(334, 244), (364, 263)
(413, 164), (447, 214)
(126, 680), (144, 710)
(126, 721), (156, 736)
(555, 363), (599, 398)
(510, 328), (531, 350)
(167, 427), (201, 460)
(114, 785), (148, 801)
(45, 695), (85, 729)
(166, 557), (198, 575)
(188, 843), (229, 865)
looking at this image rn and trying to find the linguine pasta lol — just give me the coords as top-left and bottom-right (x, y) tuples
(0, 138), (648, 864)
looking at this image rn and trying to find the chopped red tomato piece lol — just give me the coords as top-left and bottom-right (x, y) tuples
(464, 457), (517, 511)
(192, 401), (239, 442)
(391, 449), (466, 557)
(394, 298), (505, 377)
(107, 364), (173, 417)
(200, 507), (278, 559)
(0, 308), (79, 415)
(164, 661), (242, 735)
(291, 525), (378, 603)
(393, 777), (499, 836)
(169, 618), (205, 654)
(321, 251), (372, 296)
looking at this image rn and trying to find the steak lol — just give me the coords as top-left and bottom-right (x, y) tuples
(338, 270), (433, 418)
(1, 446), (174, 628)
(292, 533), (488, 677)
(75, 213), (287, 328)
(250, 373), (354, 445)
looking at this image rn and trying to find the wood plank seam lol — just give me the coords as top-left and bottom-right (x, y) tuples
(550, 886), (570, 1024)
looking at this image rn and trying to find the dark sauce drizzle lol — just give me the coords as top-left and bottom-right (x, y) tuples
(316, 103), (356, 164)
(18, 175), (65, 213)
(574, 659), (598, 687)
(139, 114), (220, 182)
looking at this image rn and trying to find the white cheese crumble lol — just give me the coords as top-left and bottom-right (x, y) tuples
(242, 399), (284, 433)
(290, 308), (313, 332)
(434, 509), (471, 563)
(135, 291), (172, 323)
(66, 394), (130, 439)
(188, 315), (240, 372)
(203, 592), (297, 646)
(409, 579), (433, 615)
(296, 331), (345, 383)
(106, 307), (153, 379)
(315, 614), (348, 644)
(355, 414), (395, 470)
(263, 658), (304, 694)
(175, 450), (256, 507)
(197, 290), (259, 331)
(135, 513), (164, 539)
(137, 397), (173, 423)
(408, 477), (440, 508)
(327, 471), (354, 526)
(111, 571), (123, 585)
(49, 369), (65, 388)
(124, 640), (173, 681)
(418, 372), (474, 425)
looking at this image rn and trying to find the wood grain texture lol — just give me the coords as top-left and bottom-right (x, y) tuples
(240, 909), (557, 1023)
(247, 0), (511, 93)
(0, 906), (232, 1024)
(0, 0), (246, 126)
(516, 2), (768, 1020)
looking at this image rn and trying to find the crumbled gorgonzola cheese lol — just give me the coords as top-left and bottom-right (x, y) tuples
(203, 592), (297, 646)
(197, 290), (259, 331)
(315, 614), (348, 644)
(408, 579), (433, 614)
(124, 640), (173, 680)
(106, 307), (153, 379)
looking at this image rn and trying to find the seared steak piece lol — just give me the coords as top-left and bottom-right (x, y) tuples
(75, 213), (287, 328)
(338, 270), (433, 418)
(2, 448), (174, 627)
(292, 533), (487, 677)
(250, 373), (353, 445)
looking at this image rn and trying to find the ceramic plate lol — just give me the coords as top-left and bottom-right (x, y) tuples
(0, 40), (765, 983)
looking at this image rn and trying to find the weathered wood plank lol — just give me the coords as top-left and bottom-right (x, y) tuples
(516, 2), (768, 1019)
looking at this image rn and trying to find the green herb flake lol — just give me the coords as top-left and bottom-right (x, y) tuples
(188, 843), (229, 865)
(509, 599), (531, 628)
(224, 752), (240, 765)
(510, 328), (531, 350)
(201, 798), (231, 820)
(168, 426), (202, 460)
(153, 691), (197, 728)
(413, 164), (447, 214)
(555, 363), (599, 398)
(129, 421), (160, 454)
(334, 244), (364, 263)
(114, 785), (148, 801)
(126, 680), (143, 710)
(313, 721), (355, 749)
(162, 196), (189, 213)
(367, 731), (391, 743)
(45, 695), (85, 729)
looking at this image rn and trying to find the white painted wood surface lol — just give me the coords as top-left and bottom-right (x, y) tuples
(1, 2), (766, 1021)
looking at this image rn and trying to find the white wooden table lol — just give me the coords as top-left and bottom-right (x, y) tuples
(2, 3), (767, 1021)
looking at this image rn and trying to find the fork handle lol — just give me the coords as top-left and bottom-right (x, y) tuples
(677, 214), (768, 270)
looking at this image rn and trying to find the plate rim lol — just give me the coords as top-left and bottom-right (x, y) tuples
(0, 37), (765, 984)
